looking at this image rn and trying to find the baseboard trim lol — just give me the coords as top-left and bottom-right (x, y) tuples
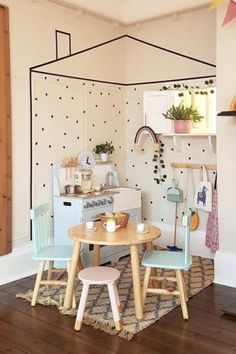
(214, 251), (236, 288)
(0, 243), (37, 285)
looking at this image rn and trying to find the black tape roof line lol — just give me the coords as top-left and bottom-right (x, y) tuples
(30, 34), (216, 72)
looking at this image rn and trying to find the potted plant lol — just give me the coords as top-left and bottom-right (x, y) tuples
(162, 102), (203, 133)
(93, 141), (115, 161)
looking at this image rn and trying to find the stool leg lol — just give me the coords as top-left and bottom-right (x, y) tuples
(107, 284), (122, 331)
(176, 270), (189, 320)
(67, 261), (76, 309)
(114, 283), (122, 314)
(181, 270), (188, 302)
(74, 283), (90, 331)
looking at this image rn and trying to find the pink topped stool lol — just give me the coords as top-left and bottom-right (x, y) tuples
(74, 266), (122, 331)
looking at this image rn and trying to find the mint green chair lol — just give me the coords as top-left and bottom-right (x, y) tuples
(141, 215), (191, 320)
(31, 203), (76, 307)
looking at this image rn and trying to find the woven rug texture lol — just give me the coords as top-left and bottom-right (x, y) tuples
(17, 255), (214, 340)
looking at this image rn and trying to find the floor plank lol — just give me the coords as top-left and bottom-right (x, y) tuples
(0, 277), (236, 354)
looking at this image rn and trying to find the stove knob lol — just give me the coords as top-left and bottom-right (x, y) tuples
(101, 199), (107, 205)
(84, 202), (90, 209)
(95, 199), (102, 206)
(107, 196), (114, 204)
(90, 201), (96, 208)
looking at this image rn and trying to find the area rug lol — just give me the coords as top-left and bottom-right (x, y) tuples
(17, 255), (214, 340)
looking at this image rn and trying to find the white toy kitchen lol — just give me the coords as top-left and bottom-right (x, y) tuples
(53, 152), (141, 266)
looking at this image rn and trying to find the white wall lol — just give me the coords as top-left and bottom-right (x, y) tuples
(123, 9), (216, 258)
(0, 1), (217, 284)
(0, 0), (122, 284)
(214, 5), (236, 287)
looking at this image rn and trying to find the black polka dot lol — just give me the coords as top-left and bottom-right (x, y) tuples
(145, 162), (148, 165)
(66, 85), (69, 88)
(36, 162), (39, 166)
(59, 97), (62, 99)
(161, 218), (164, 222)
(126, 179), (129, 182)
(83, 83), (85, 86)
(57, 78), (60, 81)
(89, 138), (92, 141)
(150, 201), (153, 204)
(188, 157), (191, 160)
(144, 217), (147, 221)
(89, 91), (92, 94)
(66, 116), (69, 119)
(45, 93), (48, 96)
(114, 164), (117, 167)
(119, 111), (121, 114)
(77, 136), (79, 140)
(100, 92), (103, 95)
(104, 121), (106, 124)
(108, 92), (110, 95)
(92, 83), (95, 86)
(63, 146), (65, 149)
(51, 115), (54, 118)
(92, 124), (95, 127)
(131, 149), (133, 152)
(113, 104), (115, 107)
(119, 146), (121, 149)
(95, 105), (98, 107)
(50, 163), (53, 166)
(44, 76), (47, 80)
(83, 110), (86, 114)
(35, 98), (38, 101)
(126, 102), (128, 104)
(134, 88), (137, 91)
(35, 142), (38, 145)
(51, 215), (54, 218)
(142, 149), (144, 152)
(49, 145), (52, 148)
(76, 120), (79, 123)
(118, 87), (121, 90)
(137, 102), (140, 105)
(188, 143), (191, 146)
(132, 165), (135, 167)
(64, 132), (66, 135)
(115, 130), (117, 133)
(43, 184), (46, 187)
(71, 97), (74, 100)
(42, 128), (44, 131)
(171, 148), (174, 151)
(135, 184), (138, 187)
(127, 119), (130, 122)
(202, 149), (205, 152)
(163, 196), (166, 199)
(35, 114), (38, 117)
(180, 171), (183, 174)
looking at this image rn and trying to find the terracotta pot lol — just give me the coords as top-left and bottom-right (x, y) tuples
(174, 120), (191, 133)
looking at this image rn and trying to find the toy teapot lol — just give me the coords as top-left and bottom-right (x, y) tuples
(103, 218), (120, 232)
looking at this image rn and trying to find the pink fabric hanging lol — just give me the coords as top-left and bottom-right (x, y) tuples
(205, 189), (219, 253)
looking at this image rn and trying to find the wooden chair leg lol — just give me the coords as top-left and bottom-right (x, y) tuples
(74, 283), (90, 331)
(181, 270), (188, 302)
(176, 270), (189, 320)
(47, 261), (53, 294)
(142, 267), (151, 307)
(107, 284), (122, 331)
(31, 261), (46, 306)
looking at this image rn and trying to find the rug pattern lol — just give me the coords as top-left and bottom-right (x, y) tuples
(17, 255), (214, 340)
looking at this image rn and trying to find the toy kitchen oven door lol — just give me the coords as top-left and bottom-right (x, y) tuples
(52, 161), (128, 267)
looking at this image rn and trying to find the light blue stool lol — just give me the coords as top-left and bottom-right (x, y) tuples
(141, 215), (191, 320)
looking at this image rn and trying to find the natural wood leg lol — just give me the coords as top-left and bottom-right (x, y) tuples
(47, 261), (53, 294)
(74, 283), (90, 331)
(64, 241), (81, 309)
(145, 242), (157, 284)
(107, 284), (122, 331)
(31, 261), (46, 306)
(142, 267), (151, 307)
(130, 245), (143, 320)
(181, 270), (188, 302)
(77, 256), (84, 271)
(176, 269), (189, 320)
(92, 245), (100, 266)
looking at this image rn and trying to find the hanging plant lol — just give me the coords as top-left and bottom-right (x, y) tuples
(153, 139), (167, 185)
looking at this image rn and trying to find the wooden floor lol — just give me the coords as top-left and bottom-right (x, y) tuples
(0, 276), (236, 354)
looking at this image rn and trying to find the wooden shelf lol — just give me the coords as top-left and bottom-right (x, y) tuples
(161, 133), (216, 153)
(217, 111), (236, 116)
(95, 160), (112, 165)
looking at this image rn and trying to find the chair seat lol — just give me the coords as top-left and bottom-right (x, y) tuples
(33, 245), (73, 261)
(79, 266), (120, 285)
(142, 250), (192, 270)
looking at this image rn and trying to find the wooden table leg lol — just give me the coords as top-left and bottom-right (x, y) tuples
(64, 241), (80, 309)
(93, 244), (100, 266)
(130, 244), (143, 320)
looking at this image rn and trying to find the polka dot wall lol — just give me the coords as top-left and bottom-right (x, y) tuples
(124, 84), (216, 230)
(32, 73), (124, 209)
(32, 73), (216, 231)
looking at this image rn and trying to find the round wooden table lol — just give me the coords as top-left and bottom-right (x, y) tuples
(64, 221), (161, 320)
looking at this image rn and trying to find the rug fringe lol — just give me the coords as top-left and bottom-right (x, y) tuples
(16, 290), (60, 307)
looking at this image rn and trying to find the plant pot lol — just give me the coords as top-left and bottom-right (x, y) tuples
(174, 120), (191, 133)
(100, 153), (108, 162)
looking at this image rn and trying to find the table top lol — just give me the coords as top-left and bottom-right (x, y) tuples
(68, 221), (161, 246)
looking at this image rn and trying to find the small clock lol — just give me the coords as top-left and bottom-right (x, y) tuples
(78, 151), (96, 171)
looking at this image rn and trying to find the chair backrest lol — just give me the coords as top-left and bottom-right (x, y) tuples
(182, 214), (191, 267)
(30, 203), (50, 255)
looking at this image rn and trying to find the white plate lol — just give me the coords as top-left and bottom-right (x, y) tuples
(84, 227), (97, 232)
(135, 228), (149, 234)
